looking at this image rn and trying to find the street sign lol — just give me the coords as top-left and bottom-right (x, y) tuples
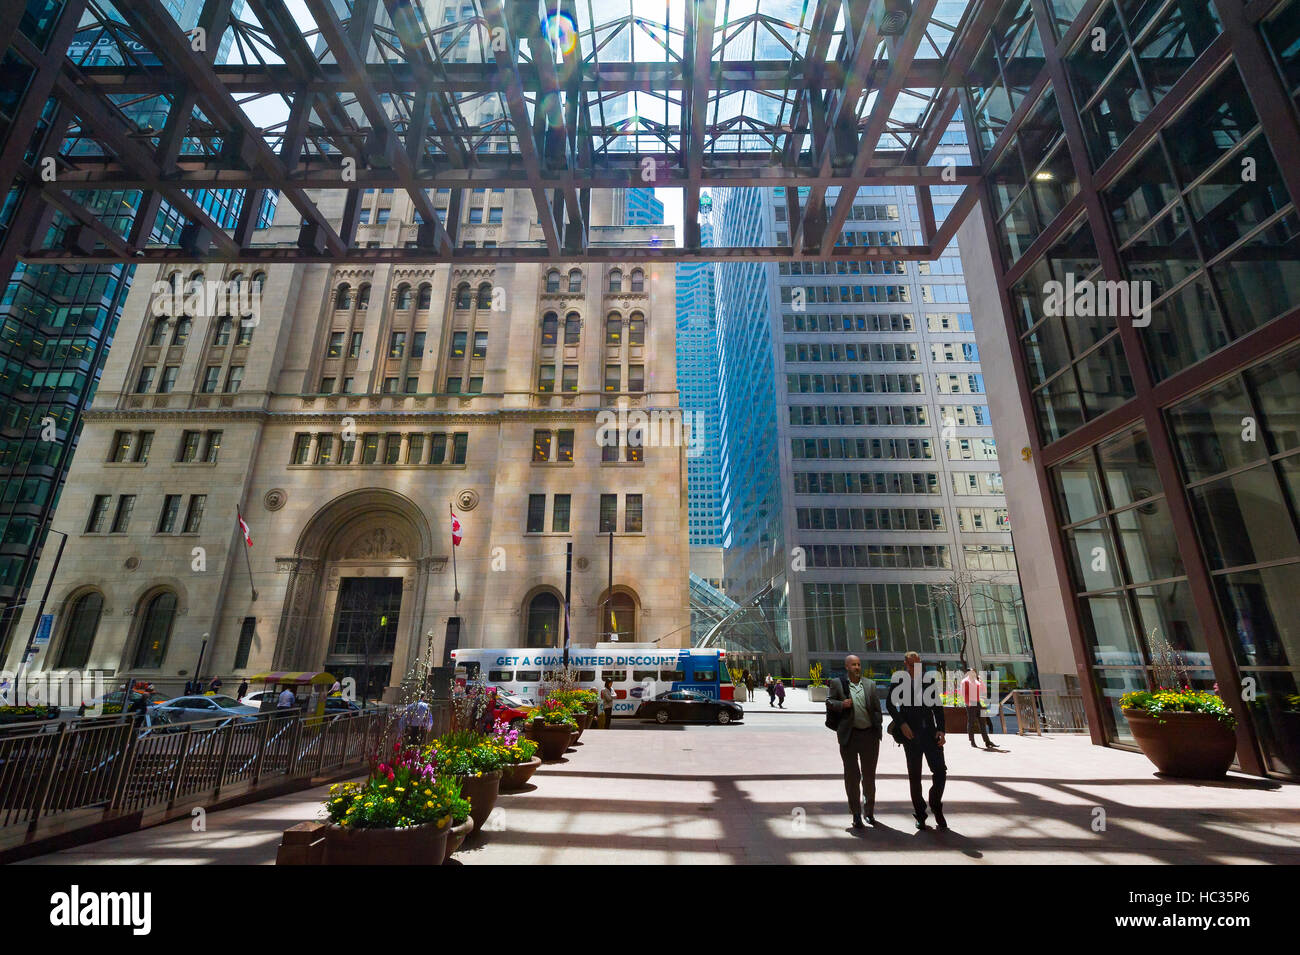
(34, 614), (53, 645)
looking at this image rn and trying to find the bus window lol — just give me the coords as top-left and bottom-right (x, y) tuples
(602, 669), (627, 683)
(516, 670), (541, 682)
(632, 669), (658, 683)
(661, 669), (684, 683)
(694, 668), (717, 683)
(578, 670), (597, 683)
(487, 669), (513, 683)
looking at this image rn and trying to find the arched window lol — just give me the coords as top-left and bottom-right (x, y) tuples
(628, 311), (646, 346)
(228, 270), (243, 289)
(56, 591), (103, 669)
(356, 283), (371, 309)
(396, 283), (412, 309)
(541, 311), (558, 345)
(417, 283), (432, 309)
(545, 270), (561, 293)
(251, 272), (266, 292)
(189, 269), (205, 284)
(455, 283), (472, 309)
(606, 312), (622, 344)
(334, 284), (352, 310)
(608, 269), (622, 293)
(567, 269), (582, 293)
(526, 592), (561, 648)
(564, 311), (581, 345)
(599, 592), (635, 642)
(630, 268), (645, 292)
(132, 591), (177, 669)
(476, 282), (493, 308)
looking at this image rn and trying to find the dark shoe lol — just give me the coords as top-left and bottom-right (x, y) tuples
(914, 816), (928, 830)
(865, 815), (876, 827)
(985, 742), (998, 749)
(970, 741), (978, 747)
(851, 815), (865, 829)
(934, 811), (948, 831)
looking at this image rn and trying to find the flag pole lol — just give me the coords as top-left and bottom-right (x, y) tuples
(449, 503), (461, 609)
(237, 505), (257, 600)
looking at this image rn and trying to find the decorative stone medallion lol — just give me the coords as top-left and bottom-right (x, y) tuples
(264, 488), (287, 511)
(457, 489), (480, 511)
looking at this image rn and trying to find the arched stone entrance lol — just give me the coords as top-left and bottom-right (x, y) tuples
(273, 489), (435, 701)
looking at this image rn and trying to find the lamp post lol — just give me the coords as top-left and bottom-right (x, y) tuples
(14, 528), (67, 697)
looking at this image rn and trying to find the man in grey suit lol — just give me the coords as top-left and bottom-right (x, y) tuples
(826, 654), (883, 829)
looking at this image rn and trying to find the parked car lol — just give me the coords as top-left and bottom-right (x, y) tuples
(635, 689), (743, 725)
(487, 688), (530, 727)
(324, 696), (361, 713)
(75, 688), (169, 718)
(239, 690), (278, 708)
(156, 694), (259, 722)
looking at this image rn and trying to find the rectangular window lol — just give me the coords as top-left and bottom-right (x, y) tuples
(341, 377), (354, 393)
(564, 314), (581, 344)
(467, 376), (483, 394)
(109, 431), (132, 463)
(412, 331), (426, 357)
(488, 207), (503, 224)
(362, 433), (379, 464)
(625, 494), (643, 532)
(86, 495), (111, 533)
(183, 494), (205, 533)
(389, 332), (406, 358)
(451, 433), (468, 465)
(527, 494), (546, 533)
(136, 366), (155, 393)
(626, 430), (643, 462)
(319, 377), (335, 393)
(628, 316), (645, 345)
(384, 433), (401, 464)
(407, 433), (424, 464)
(604, 364), (620, 392)
(179, 431), (201, 462)
(557, 429), (574, 462)
(533, 430), (552, 462)
(553, 494), (571, 532)
(451, 330), (466, 358)
(157, 494), (182, 534)
(628, 364), (644, 392)
(233, 617), (256, 670)
(473, 331), (488, 358)
(562, 364), (578, 392)
(382, 377), (398, 393)
(236, 322), (253, 346)
(446, 376), (461, 393)
(134, 431), (153, 463)
(430, 433), (448, 464)
(405, 376), (418, 393)
(327, 332), (344, 359)
(349, 332), (363, 358)
(599, 494), (618, 533)
(225, 366), (244, 393)
(602, 430), (619, 462)
(111, 495), (135, 533)
(158, 366), (178, 393)
(315, 433), (333, 465)
(538, 364), (555, 392)
(292, 433), (311, 464)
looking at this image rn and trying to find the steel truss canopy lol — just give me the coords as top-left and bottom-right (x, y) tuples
(7, 0), (994, 264)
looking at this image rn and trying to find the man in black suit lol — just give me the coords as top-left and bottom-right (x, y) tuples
(887, 651), (948, 830)
(826, 654), (883, 829)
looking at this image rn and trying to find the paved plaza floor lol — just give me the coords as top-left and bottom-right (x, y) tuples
(20, 710), (1300, 865)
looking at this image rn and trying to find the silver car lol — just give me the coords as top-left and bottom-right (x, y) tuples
(157, 694), (259, 722)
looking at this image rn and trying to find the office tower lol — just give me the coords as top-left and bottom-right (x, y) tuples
(615, 188), (666, 228)
(956, 0), (1300, 777)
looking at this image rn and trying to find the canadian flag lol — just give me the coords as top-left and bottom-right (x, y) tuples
(237, 507), (253, 547)
(450, 510), (463, 547)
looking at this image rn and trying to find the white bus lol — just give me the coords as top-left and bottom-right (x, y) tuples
(450, 646), (733, 717)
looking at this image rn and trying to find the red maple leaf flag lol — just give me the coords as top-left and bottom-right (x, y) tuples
(451, 510), (463, 547)
(237, 507), (253, 547)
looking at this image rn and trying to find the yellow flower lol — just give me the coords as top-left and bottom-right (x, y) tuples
(394, 787), (405, 793)
(385, 796), (396, 803)
(426, 800), (434, 808)
(437, 816), (449, 828)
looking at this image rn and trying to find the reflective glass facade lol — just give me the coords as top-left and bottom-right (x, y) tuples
(970, 0), (1300, 776)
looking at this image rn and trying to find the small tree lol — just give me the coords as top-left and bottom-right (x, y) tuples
(926, 566), (1025, 681)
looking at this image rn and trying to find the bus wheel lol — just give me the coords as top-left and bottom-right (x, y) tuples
(716, 709), (732, 725)
(654, 709), (670, 724)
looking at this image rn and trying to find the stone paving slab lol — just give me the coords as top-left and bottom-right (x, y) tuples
(19, 714), (1300, 865)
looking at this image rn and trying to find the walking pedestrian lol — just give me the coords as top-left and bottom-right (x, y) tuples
(774, 678), (786, 709)
(237, 679), (249, 701)
(826, 654), (883, 828)
(765, 674), (775, 707)
(600, 678), (616, 729)
(743, 669), (755, 702)
(961, 668), (995, 749)
(887, 652), (947, 830)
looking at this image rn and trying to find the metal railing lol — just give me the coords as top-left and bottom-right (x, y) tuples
(0, 704), (447, 856)
(1003, 690), (1090, 734)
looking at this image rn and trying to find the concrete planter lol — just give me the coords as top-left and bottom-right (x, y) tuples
(1123, 709), (1237, 779)
(456, 769), (502, 834)
(500, 756), (543, 791)
(443, 815), (474, 863)
(321, 818), (450, 865)
(808, 685), (829, 703)
(734, 686), (748, 702)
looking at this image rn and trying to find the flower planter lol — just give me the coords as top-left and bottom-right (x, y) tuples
(455, 769), (502, 834)
(500, 756), (543, 791)
(573, 710), (592, 740)
(567, 727), (580, 749)
(808, 685), (828, 703)
(1123, 709), (1237, 779)
(442, 815), (475, 863)
(536, 722), (573, 761)
(734, 686), (749, 702)
(943, 706), (970, 734)
(322, 818), (450, 865)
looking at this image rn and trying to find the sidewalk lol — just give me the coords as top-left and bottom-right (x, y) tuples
(21, 715), (1298, 865)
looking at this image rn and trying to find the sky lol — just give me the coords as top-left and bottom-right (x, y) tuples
(656, 188), (685, 246)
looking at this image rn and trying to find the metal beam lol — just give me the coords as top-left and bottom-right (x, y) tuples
(684, 0), (718, 251)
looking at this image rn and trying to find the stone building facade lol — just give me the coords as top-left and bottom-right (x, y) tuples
(4, 192), (690, 701)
